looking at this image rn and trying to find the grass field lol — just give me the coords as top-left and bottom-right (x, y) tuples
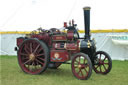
(0, 55), (128, 85)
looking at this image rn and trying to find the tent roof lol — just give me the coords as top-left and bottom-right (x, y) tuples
(0, 0), (128, 31)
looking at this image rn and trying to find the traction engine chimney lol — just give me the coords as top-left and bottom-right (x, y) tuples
(83, 7), (91, 39)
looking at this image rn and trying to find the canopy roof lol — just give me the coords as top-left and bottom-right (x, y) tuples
(0, 0), (128, 31)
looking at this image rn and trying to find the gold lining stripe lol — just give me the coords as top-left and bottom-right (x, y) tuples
(0, 29), (128, 34)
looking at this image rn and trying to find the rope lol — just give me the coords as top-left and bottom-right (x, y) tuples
(66, 0), (78, 21)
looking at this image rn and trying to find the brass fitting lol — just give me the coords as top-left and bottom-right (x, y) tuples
(87, 40), (91, 48)
(83, 6), (91, 10)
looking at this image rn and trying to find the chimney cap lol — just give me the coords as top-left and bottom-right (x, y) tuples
(83, 6), (91, 10)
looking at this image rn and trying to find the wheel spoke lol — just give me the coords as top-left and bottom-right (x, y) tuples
(75, 60), (79, 63)
(83, 58), (86, 64)
(74, 60), (79, 65)
(84, 68), (88, 73)
(84, 68), (89, 77)
(36, 57), (45, 61)
(81, 70), (84, 77)
(24, 44), (30, 54)
(85, 63), (89, 67)
(25, 44), (30, 50)
(30, 43), (33, 53)
(24, 47), (30, 54)
(79, 57), (80, 62)
(104, 63), (109, 64)
(35, 59), (44, 65)
(74, 65), (78, 68)
(32, 61), (36, 70)
(35, 53), (44, 57)
(100, 65), (102, 72)
(24, 60), (30, 65)
(103, 56), (107, 61)
(99, 54), (101, 61)
(77, 69), (81, 74)
(20, 53), (28, 56)
(22, 57), (29, 60)
(25, 44), (31, 51)
(103, 64), (107, 71)
(37, 47), (43, 53)
(33, 44), (40, 53)
(35, 60), (39, 68)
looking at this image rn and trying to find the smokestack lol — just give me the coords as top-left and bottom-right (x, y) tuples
(83, 7), (91, 39)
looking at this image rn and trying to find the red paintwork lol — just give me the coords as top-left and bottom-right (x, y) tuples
(17, 37), (25, 47)
(17, 28), (80, 63)
(52, 43), (64, 50)
(64, 22), (67, 27)
(50, 50), (69, 62)
(52, 42), (79, 50)
(17, 30), (80, 62)
(17, 29), (80, 62)
(31, 33), (51, 46)
(52, 35), (67, 41)
(66, 43), (77, 50)
(67, 30), (74, 40)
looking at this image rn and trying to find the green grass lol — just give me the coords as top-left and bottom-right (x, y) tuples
(0, 55), (128, 85)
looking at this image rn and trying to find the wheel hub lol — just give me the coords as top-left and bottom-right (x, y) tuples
(99, 61), (104, 65)
(78, 64), (85, 69)
(29, 53), (35, 61)
(78, 64), (81, 68)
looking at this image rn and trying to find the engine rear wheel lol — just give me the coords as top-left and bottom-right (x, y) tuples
(71, 53), (92, 80)
(18, 38), (49, 74)
(93, 51), (112, 74)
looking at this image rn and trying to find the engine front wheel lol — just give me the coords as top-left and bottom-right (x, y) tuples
(93, 51), (112, 74)
(18, 39), (49, 74)
(71, 53), (92, 80)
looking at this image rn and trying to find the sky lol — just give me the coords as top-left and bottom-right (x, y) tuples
(0, 0), (128, 31)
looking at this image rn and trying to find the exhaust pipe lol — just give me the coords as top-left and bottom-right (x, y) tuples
(83, 7), (91, 39)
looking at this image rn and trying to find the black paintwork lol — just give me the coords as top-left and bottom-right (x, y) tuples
(83, 8), (90, 39)
(80, 39), (96, 64)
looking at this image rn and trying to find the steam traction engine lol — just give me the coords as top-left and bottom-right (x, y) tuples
(15, 7), (112, 80)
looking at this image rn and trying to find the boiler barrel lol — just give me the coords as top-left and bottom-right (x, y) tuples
(83, 7), (91, 39)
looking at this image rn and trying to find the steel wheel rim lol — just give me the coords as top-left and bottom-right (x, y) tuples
(72, 55), (90, 79)
(93, 53), (110, 74)
(18, 39), (46, 74)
